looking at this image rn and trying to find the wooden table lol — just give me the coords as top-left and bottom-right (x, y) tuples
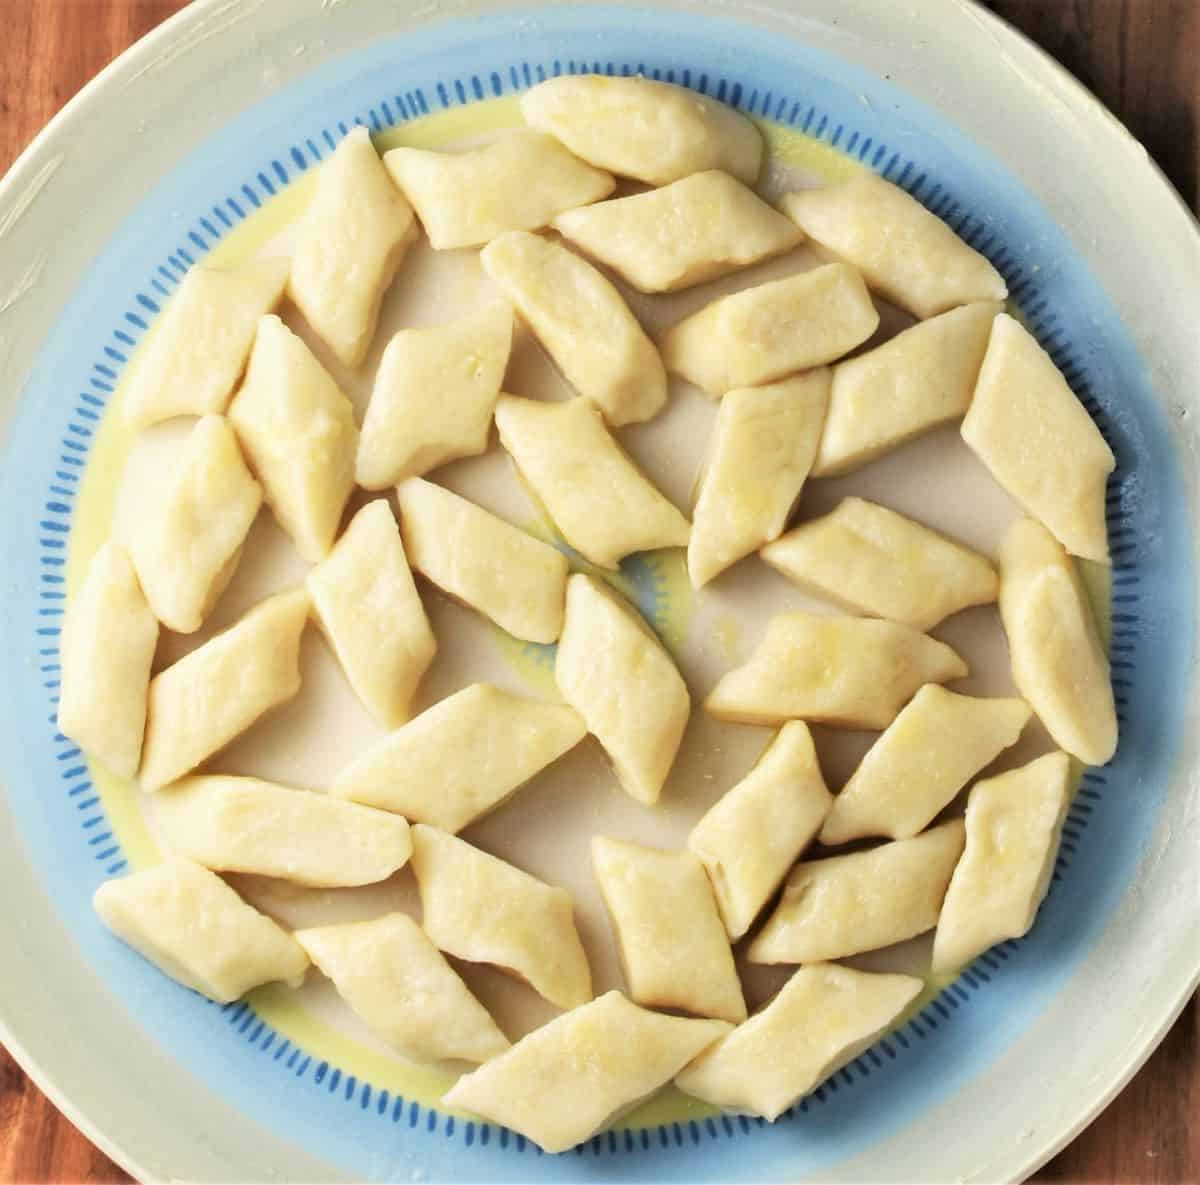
(1, 1), (1196, 1181)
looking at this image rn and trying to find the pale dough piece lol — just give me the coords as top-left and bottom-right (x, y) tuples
(307, 499), (435, 729)
(820, 686), (1032, 845)
(705, 612), (967, 730)
(93, 858), (308, 1004)
(122, 259), (289, 428)
(139, 589), (308, 792)
(780, 172), (1007, 318)
(480, 231), (666, 426)
(555, 575), (690, 805)
(553, 170), (803, 293)
(154, 775), (412, 887)
(676, 964), (922, 1120)
(128, 415), (262, 634)
(410, 824), (592, 1009)
(442, 990), (730, 1154)
(288, 127), (417, 367)
(296, 914), (510, 1064)
(383, 130), (614, 250)
(332, 684), (586, 833)
(396, 477), (568, 644)
(58, 541), (158, 778)
(494, 395), (690, 568)
(228, 315), (358, 563)
(813, 301), (1002, 477)
(355, 303), (513, 489)
(760, 496), (998, 632)
(998, 518), (1117, 764)
(688, 721), (833, 940)
(932, 752), (1073, 973)
(688, 371), (830, 588)
(592, 837), (746, 1023)
(659, 263), (879, 396)
(748, 819), (966, 964)
(962, 314), (1114, 562)
(520, 74), (762, 186)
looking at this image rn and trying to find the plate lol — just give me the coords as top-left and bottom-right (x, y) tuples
(0, 2), (1197, 1182)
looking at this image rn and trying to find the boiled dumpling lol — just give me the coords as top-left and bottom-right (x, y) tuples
(307, 499), (435, 729)
(962, 314), (1114, 562)
(760, 496), (998, 632)
(355, 303), (512, 489)
(520, 74), (762, 186)
(748, 820), (965, 964)
(555, 575), (690, 805)
(410, 824), (592, 1010)
(705, 612), (967, 730)
(332, 684), (586, 833)
(383, 130), (613, 249)
(553, 170), (802, 293)
(688, 371), (830, 588)
(480, 231), (666, 426)
(442, 990), (729, 1154)
(58, 541), (158, 778)
(288, 127), (417, 366)
(659, 263), (878, 396)
(396, 477), (569, 644)
(494, 395), (690, 568)
(780, 172), (1007, 318)
(592, 837), (745, 1023)
(688, 721), (832, 940)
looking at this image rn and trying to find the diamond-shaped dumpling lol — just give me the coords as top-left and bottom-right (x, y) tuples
(383, 130), (614, 249)
(288, 127), (417, 366)
(228, 314), (358, 562)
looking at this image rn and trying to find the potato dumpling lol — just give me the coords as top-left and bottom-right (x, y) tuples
(556, 575), (690, 805)
(705, 612), (967, 730)
(688, 371), (830, 588)
(307, 499), (435, 729)
(481, 231), (666, 426)
(748, 819), (966, 964)
(128, 415), (262, 634)
(688, 721), (832, 941)
(962, 314), (1114, 563)
(410, 824), (592, 1010)
(396, 477), (568, 644)
(383, 130), (614, 250)
(228, 315), (358, 563)
(442, 990), (730, 1154)
(93, 858), (308, 1003)
(659, 263), (878, 396)
(154, 775), (412, 887)
(139, 589), (309, 792)
(288, 127), (417, 367)
(592, 837), (746, 1023)
(676, 964), (922, 1120)
(813, 301), (1002, 477)
(332, 684), (586, 833)
(355, 303), (513, 489)
(999, 518), (1117, 764)
(553, 170), (803, 293)
(780, 172), (1007, 318)
(494, 395), (690, 568)
(932, 752), (1073, 973)
(296, 914), (510, 1065)
(520, 74), (762, 186)
(760, 496), (998, 632)
(820, 686), (1031, 845)
(58, 541), (158, 779)
(122, 259), (288, 429)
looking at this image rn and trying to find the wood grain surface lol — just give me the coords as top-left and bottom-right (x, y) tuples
(1, 1), (1197, 1182)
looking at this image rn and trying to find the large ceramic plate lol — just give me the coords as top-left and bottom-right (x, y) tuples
(0, 2), (1197, 1182)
